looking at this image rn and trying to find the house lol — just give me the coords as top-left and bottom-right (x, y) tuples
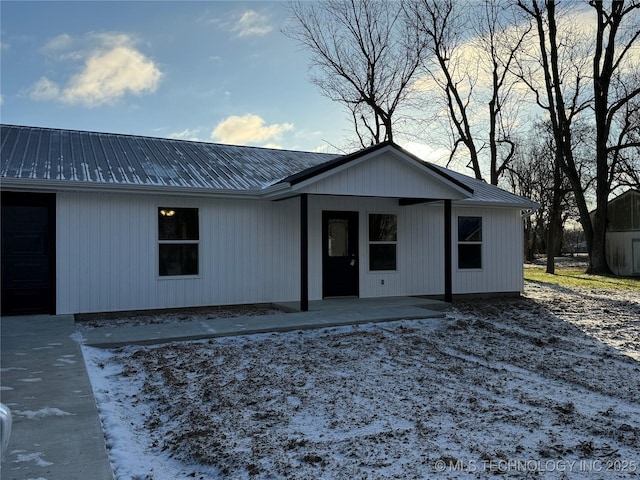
(1, 124), (538, 316)
(604, 189), (640, 276)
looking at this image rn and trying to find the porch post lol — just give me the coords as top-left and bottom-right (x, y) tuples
(444, 199), (453, 302)
(300, 194), (309, 311)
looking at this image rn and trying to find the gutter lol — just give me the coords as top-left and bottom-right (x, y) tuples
(0, 177), (266, 200)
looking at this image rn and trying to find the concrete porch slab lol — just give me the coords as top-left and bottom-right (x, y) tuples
(81, 297), (448, 348)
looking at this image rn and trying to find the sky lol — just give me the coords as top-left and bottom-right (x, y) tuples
(0, 1), (371, 155)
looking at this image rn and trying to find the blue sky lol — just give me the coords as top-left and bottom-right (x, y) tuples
(1, 1), (360, 153)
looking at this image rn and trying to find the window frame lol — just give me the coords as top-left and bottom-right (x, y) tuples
(157, 206), (200, 278)
(457, 215), (482, 270)
(368, 213), (398, 272)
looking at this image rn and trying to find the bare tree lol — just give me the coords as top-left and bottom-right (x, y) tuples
(506, 121), (581, 271)
(284, 0), (424, 147)
(473, 0), (532, 185)
(517, 0), (640, 274)
(608, 79), (640, 190)
(515, 0), (594, 273)
(589, 0), (640, 273)
(406, 0), (529, 184)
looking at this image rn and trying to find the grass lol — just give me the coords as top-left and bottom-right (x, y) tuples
(524, 265), (640, 291)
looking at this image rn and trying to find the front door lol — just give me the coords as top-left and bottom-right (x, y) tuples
(322, 211), (359, 297)
(1, 192), (56, 316)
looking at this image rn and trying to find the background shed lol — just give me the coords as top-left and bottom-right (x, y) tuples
(605, 190), (640, 276)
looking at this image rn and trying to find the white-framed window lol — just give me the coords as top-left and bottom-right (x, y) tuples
(158, 207), (199, 276)
(458, 216), (482, 269)
(369, 213), (397, 271)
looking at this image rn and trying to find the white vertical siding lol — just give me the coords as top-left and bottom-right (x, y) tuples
(307, 196), (445, 300)
(299, 153), (464, 199)
(606, 231), (640, 276)
(56, 192), (300, 314)
(451, 206), (524, 294)
(56, 191), (526, 314)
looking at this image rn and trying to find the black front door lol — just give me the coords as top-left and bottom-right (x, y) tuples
(1, 192), (56, 316)
(322, 211), (359, 297)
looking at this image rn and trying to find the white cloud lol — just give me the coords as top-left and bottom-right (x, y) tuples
(29, 77), (61, 101)
(42, 33), (73, 53)
(63, 46), (161, 106)
(312, 144), (332, 153)
(211, 114), (294, 145)
(169, 128), (202, 142)
(30, 32), (162, 107)
(403, 141), (449, 163)
(233, 10), (273, 37)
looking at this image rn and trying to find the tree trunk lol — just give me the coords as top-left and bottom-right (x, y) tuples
(546, 158), (564, 274)
(588, 200), (611, 274)
(524, 216), (536, 262)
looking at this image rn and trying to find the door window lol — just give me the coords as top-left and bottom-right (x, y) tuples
(328, 219), (349, 257)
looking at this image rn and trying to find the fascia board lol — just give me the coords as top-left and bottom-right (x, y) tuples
(453, 199), (541, 210)
(0, 178), (263, 199)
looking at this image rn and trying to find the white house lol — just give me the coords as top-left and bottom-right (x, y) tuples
(1, 125), (538, 316)
(604, 189), (640, 276)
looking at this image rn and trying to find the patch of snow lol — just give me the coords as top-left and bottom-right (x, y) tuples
(81, 282), (639, 479)
(18, 378), (42, 383)
(69, 331), (86, 344)
(14, 408), (75, 420)
(55, 356), (76, 364)
(13, 451), (53, 467)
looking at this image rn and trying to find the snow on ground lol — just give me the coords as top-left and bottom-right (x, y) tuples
(82, 280), (640, 479)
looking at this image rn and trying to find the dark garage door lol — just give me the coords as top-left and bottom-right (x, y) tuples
(1, 192), (56, 316)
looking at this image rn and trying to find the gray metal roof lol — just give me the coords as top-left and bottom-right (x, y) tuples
(0, 124), (337, 191)
(1, 124), (537, 208)
(430, 164), (539, 208)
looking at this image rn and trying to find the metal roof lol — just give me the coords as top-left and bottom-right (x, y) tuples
(1, 124), (538, 208)
(0, 124), (337, 191)
(430, 165), (539, 208)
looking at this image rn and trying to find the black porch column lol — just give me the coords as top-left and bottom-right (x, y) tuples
(300, 194), (309, 311)
(444, 199), (453, 302)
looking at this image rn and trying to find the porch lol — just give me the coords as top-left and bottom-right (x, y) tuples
(80, 296), (448, 348)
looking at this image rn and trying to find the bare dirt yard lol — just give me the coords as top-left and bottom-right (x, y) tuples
(82, 271), (640, 479)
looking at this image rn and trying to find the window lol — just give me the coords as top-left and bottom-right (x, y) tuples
(158, 207), (199, 276)
(458, 216), (482, 269)
(328, 219), (349, 257)
(369, 214), (397, 271)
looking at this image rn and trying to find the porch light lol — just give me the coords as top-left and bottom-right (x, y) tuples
(160, 209), (176, 217)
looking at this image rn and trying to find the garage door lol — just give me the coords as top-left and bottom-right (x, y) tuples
(1, 192), (56, 316)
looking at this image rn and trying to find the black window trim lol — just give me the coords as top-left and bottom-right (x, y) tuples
(157, 206), (200, 278)
(368, 212), (398, 272)
(457, 215), (482, 270)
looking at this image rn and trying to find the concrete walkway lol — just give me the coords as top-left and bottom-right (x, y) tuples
(0, 315), (113, 480)
(1, 297), (446, 479)
(82, 296), (446, 348)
